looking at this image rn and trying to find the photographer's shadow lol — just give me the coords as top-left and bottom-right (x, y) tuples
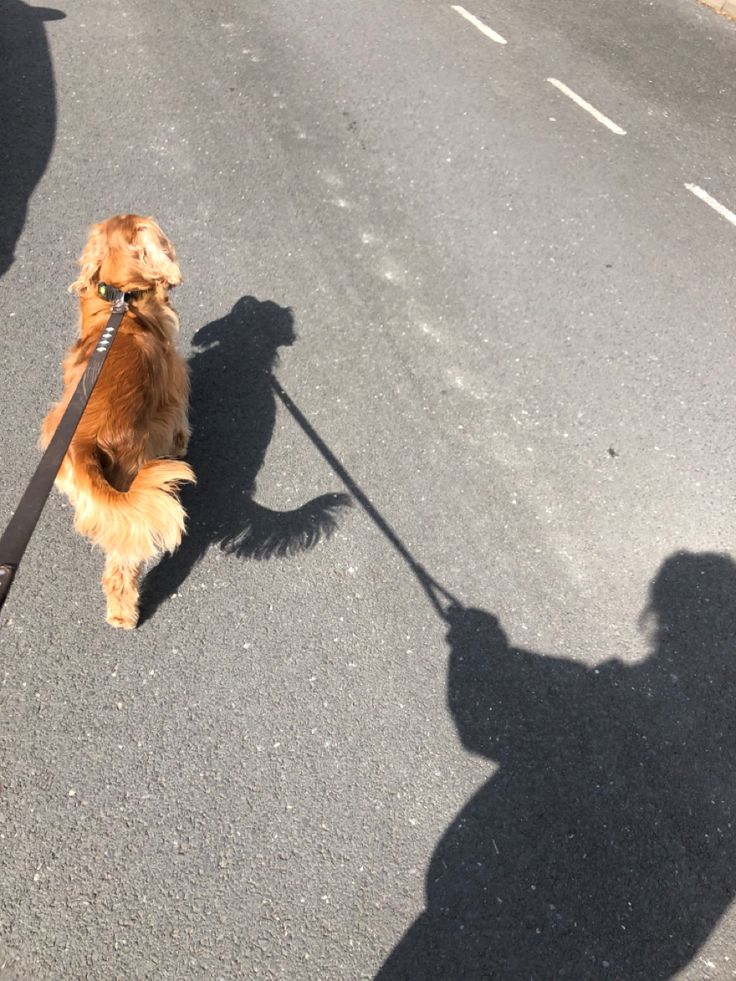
(378, 551), (736, 979)
(1, 2), (65, 277)
(140, 296), (349, 622)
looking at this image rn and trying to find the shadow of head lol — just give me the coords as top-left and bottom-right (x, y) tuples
(641, 550), (736, 681)
(192, 295), (296, 363)
(645, 550), (736, 634)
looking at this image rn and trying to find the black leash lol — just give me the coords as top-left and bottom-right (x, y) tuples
(0, 286), (129, 614)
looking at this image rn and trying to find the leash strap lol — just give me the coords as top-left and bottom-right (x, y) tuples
(0, 298), (127, 614)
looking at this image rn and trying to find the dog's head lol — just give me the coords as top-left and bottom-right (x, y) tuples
(70, 214), (181, 297)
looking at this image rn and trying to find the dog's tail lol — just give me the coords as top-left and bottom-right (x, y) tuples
(61, 443), (195, 560)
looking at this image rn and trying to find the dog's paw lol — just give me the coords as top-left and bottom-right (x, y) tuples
(106, 610), (138, 629)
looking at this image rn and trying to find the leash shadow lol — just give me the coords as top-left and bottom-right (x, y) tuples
(139, 296), (350, 624)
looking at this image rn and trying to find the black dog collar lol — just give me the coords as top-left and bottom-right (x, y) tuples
(97, 282), (148, 304)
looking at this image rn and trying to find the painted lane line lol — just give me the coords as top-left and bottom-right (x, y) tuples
(685, 184), (736, 228)
(451, 5), (507, 45)
(547, 78), (626, 136)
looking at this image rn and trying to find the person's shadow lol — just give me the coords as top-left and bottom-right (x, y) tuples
(0, 1), (65, 278)
(140, 296), (350, 622)
(377, 551), (736, 980)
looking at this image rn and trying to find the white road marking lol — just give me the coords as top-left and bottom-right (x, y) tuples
(546, 78), (626, 136)
(451, 5), (507, 45)
(684, 183), (736, 228)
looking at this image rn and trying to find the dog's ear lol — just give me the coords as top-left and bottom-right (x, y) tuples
(134, 218), (182, 287)
(69, 221), (108, 295)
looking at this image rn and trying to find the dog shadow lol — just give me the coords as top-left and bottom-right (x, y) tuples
(139, 296), (350, 623)
(377, 551), (736, 980)
(0, 1), (65, 278)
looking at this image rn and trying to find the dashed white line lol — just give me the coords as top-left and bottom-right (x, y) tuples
(449, 7), (731, 242)
(684, 184), (736, 228)
(451, 5), (507, 45)
(547, 78), (626, 136)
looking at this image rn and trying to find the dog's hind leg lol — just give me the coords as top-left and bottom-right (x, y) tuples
(102, 555), (143, 629)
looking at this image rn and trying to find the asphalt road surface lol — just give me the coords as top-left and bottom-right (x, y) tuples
(1, 0), (736, 978)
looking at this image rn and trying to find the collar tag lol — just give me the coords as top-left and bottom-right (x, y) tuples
(97, 282), (125, 304)
(97, 282), (147, 306)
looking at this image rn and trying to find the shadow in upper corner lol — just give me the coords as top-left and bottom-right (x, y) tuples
(0, 1), (65, 279)
(377, 551), (736, 980)
(139, 296), (351, 623)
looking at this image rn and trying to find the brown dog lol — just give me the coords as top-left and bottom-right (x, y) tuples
(40, 215), (195, 628)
